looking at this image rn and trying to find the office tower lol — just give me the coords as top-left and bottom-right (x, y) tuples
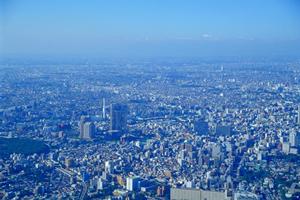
(102, 98), (106, 119)
(215, 125), (232, 136)
(182, 143), (193, 152)
(110, 103), (128, 133)
(105, 161), (114, 174)
(97, 178), (104, 190)
(282, 142), (290, 154)
(83, 122), (95, 139)
(194, 119), (209, 135)
(79, 116), (90, 139)
(211, 143), (221, 159)
(126, 176), (141, 191)
(289, 131), (300, 147)
(186, 180), (195, 188)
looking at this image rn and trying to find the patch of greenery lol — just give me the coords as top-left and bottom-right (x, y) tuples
(239, 168), (270, 183)
(0, 137), (49, 158)
(269, 154), (300, 163)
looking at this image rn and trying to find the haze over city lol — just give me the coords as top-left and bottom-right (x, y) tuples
(1, 0), (300, 59)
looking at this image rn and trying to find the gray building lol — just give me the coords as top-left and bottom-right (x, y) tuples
(171, 188), (232, 200)
(79, 116), (90, 139)
(289, 131), (300, 147)
(83, 122), (95, 139)
(194, 119), (209, 135)
(110, 103), (128, 133)
(215, 125), (232, 136)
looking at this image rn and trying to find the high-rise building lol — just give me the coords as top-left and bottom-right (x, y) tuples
(102, 98), (106, 119)
(126, 176), (141, 191)
(105, 161), (114, 174)
(211, 143), (221, 159)
(194, 119), (209, 135)
(83, 122), (95, 139)
(79, 116), (90, 139)
(110, 103), (128, 133)
(97, 178), (104, 190)
(215, 125), (232, 136)
(289, 131), (300, 147)
(282, 142), (290, 154)
(79, 116), (95, 139)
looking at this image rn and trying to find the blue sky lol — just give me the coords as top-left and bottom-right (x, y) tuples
(1, 0), (300, 59)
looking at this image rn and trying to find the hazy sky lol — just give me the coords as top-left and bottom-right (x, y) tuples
(1, 0), (300, 59)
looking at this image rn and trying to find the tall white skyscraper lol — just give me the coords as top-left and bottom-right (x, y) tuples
(102, 98), (106, 119)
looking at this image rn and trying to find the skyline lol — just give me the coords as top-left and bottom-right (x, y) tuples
(1, 0), (300, 59)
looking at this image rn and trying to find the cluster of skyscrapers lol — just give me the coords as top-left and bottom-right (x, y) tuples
(79, 102), (128, 139)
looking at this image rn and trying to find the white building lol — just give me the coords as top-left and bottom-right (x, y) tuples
(289, 131), (300, 147)
(126, 176), (140, 191)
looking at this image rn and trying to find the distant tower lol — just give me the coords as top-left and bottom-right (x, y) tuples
(102, 98), (106, 119)
(110, 103), (128, 133)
